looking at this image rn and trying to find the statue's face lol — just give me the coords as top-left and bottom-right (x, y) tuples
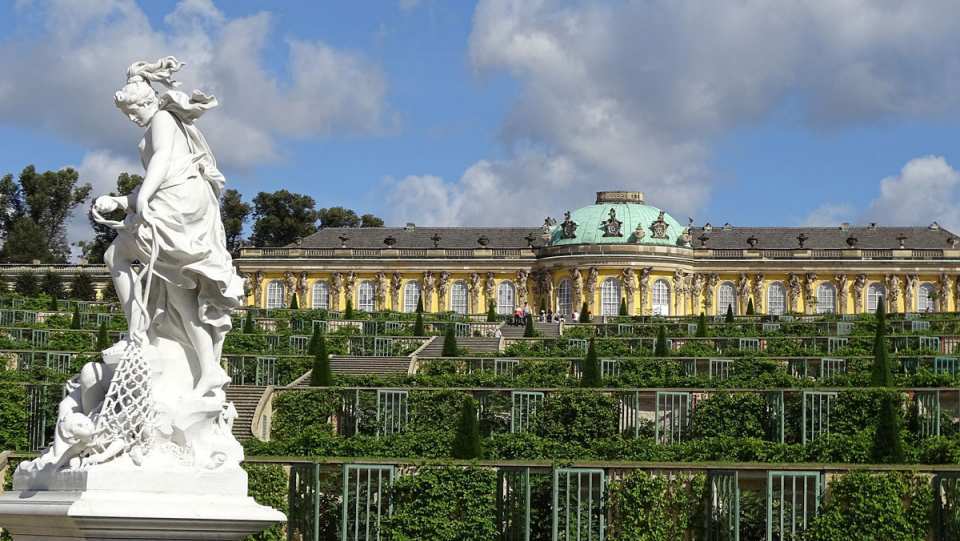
(120, 97), (159, 128)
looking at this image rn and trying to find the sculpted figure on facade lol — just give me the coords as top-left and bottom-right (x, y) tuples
(237, 271), (253, 299)
(905, 274), (919, 313)
(252, 270), (264, 304)
(421, 271), (436, 310)
(343, 271), (356, 306)
(802, 273), (817, 314)
(834, 274), (848, 314)
(703, 273), (719, 312)
(296, 272), (308, 298)
(390, 271), (402, 310)
(515, 270), (529, 306)
(437, 271), (451, 310)
(751, 273), (764, 314)
(639, 267), (652, 315)
(673, 270), (686, 315)
(282, 271), (296, 305)
(560, 211), (578, 239)
(601, 208), (623, 237)
(484, 272), (497, 309)
(736, 273), (750, 314)
(690, 273), (705, 313)
(886, 274), (901, 312)
(541, 217), (556, 242)
(586, 267), (599, 313)
(620, 268), (637, 314)
(373, 272), (387, 310)
(570, 268), (584, 311)
(330, 272), (343, 310)
(786, 273), (801, 313)
(853, 274), (867, 313)
(468, 272), (481, 313)
(937, 273), (950, 312)
(650, 210), (670, 239)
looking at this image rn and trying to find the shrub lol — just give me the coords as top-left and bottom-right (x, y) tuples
(414, 311), (425, 337)
(654, 325), (668, 357)
(725, 304), (734, 323)
(579, 302), (591, 323)
(486, 301), (497, 322)
(608, 470), (706, 541)
(96, 321), (110, 350)
(523, 315), (536, 337)
(243, 310), (255, 334)
(289, 292), (299, 309)
(871, 301), (892, 386)
(41, 271), (63, 298)
(452, 397), (481, 459)
(581, 339), (600, 387)
(873, 392), (905, 463)
(14, 272), (37, 296)
(619, 297), (628, 316)
(70, 304), (81, 329)
(309, 336), (332, 387)
(70, 272), (96, 301)
(344, 299), (354, 319)
(695, 312), (707, 337)
(746, 297), (755, 315)
(442, 324), (459, 357)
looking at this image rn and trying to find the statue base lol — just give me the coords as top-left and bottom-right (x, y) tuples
(0, 465), (285, 540)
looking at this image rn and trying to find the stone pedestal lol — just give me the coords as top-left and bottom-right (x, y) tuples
(0, 464), (285, 540)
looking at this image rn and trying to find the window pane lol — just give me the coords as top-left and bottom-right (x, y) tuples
(266, 281), (284, 309)
(403, 282), (421, 313)
(311, 281), (329, 310)
(717, 282), (736, 316)
(767, 283), (785, 316)
(601, 278), (620, 316)
(557, 279), (572, 317)
(497, 282), (515, 314)
(652, 280), (670, 315)
(451, 281), (468, 314)
(358, 282), (375, 312)
(816, 283), (836, 314)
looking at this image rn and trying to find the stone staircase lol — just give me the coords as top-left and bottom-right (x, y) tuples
(416, 335), (502, 357)
(328, 355), (412, 376)
(225, 384), (267, 441)
(499, 321), (561, 339)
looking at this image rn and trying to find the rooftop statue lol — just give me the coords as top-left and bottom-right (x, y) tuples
(19, 56), (246, 476)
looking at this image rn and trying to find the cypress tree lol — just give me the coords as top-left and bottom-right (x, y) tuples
(486, 301), (498, 323)
(871, 301), (892, 387)
(416, 296), (423, 314)
(746, 298), (755, 315)
(581, 338), (601, 387)
(452, 396), (482, 459)
(96, 321), (110, 350)
(344, 299), (354, 320)
(0, 274), (7, 296)
(725, 304), (734, 324)
(695, 312), (708, 337)
(655, 325), (668, 357)
(41, 271), (63, 299)
(413, 311), (425, 337)
(48, 295), (59, 312)
(523, 314), (537, 337)
(309, 336), (333, 387)
(70, 304), (81, 329)
(442, 324), (459, 357)
(243, 310), (255, 334)
(578, 302), (591, 323)
(307, 325), (322, 355)
(539, 298), (547, 314)
(71, 272), (96, 301)
(289, 292), (299, 310)
(872, 392), (905, 463)
(619, 297), (628, 316)
(14, 272), (37, 297)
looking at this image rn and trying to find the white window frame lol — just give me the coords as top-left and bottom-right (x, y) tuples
(450, 281), (468, 314)
(767, 282), (786, 316)
(357, 281), (375, 312)
(403, 281), (421, 313)
(816, 283), (836, 314)
(557, 279), (572, 317)
(266, 280), (284, 309)
(717, 282), (737, 316)
(652, 279), (670, 316)
(867, 283), (884, 312)
(311, 281), (329, 310)
(497, 281), (516, 315)
(600, 278), (621, 316)
(918, 283), (935, 313)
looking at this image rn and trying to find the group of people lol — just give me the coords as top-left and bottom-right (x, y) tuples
(505, 302), (579, 326)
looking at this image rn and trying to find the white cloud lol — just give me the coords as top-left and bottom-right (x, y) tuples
(389, 0), (960, 226)
(0, 0), (389, 169)
(800, 203), (855, 227)
(864, 156), (960, 231)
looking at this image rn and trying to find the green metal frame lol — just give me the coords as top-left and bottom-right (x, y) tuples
(818, 358), (846, 380)
(552, 468), (605, 541)
(376, 389), (408, 436)
(707, 470), (740, 541)
(766, 471), (821, 541)
(341, 464), (395, 541)
(709, 359), (733, 381)
(916, 390), (941, 438)
(935, 356), (959, 376)
(255, 356), (277, 385)
(495, 358), (520, 377)
(373, 337), (393, 357)
(497, 467), (531, 541)
(618, 391), (641, 438)
(802, 391), (836, 444)
(765, 391), (785, 444)
(739, 338), (760, 352)
(600, 359), (620, 379)
(935, 472), (960, 540)
(826, 337), (847, 354)
(511, 391), (545, 434)
(656, 391), (691, 445)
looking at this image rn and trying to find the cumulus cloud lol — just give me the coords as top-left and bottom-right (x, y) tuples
(864, 156), (960, 232)
(65, 149), (141, 257)
(0, 0), (389, 169)
(800, 203), (855, 227)
(388, 0), (960, 226)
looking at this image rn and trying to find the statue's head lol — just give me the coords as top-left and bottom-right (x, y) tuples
(114, 56), (184, 127)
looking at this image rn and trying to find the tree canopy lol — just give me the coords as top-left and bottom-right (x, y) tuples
(250, 190), (319, 247)
(79, 172), (142, 264)
(318, 206), (384, 228)
(221, 188), (252, 253)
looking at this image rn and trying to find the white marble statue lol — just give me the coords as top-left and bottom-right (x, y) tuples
(18, 56), (245, 477)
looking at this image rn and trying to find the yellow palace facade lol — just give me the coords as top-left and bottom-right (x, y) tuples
(235, 191), (960, 317)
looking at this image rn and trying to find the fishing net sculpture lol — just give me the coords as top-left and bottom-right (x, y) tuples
(91, 223), (160, 461)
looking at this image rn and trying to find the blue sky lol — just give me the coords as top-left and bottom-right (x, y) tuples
(1, 0), (959, 248)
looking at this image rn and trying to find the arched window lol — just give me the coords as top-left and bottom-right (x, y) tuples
(867, 283), (885, 313)
(497, 282), (515, 315)
(717, 282), (737, 316)
(816, 283), (836, 314)
(556, 279), (572, 317)
(600, 278), (621, 316)
(403, 281), (421, 313)
(450, 281), (468, 314)
(918, 283), (936, 313)
(357, 281), (375, 312)
(767, 282), (786, 316)
(266, 280), (284, 309)
(311, 281), (329, 310)
(652, 279), (670, 316)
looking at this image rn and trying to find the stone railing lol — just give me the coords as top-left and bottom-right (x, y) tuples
(238, 246), (537, 259)
(692, 248), (953, 260)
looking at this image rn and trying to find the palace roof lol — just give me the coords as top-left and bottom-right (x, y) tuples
(294, 226), (546, 249)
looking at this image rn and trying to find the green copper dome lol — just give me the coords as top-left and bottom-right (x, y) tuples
(548, 191), (685, 246)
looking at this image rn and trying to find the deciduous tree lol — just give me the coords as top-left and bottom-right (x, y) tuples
(250, 190), (318, 247)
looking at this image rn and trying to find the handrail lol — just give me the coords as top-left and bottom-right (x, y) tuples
(249, 385), (275, 442)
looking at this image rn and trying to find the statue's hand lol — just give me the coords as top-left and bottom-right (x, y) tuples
(93, 195), (120, 214)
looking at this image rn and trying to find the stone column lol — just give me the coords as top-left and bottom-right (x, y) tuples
(802, 273), (817, 315)
(329, 272), (343, 311)
(620, 268), (637, 315)
(786, 273), (801, 314)
(834, 274), (848, 315)
(585, 267), (599, 315)
(905, 274), (919, 313)
(437, 271), (450, 312)
(750, 273), (764, 315)
(852, 274), (866, 314)
(672, 270), (686, 316)
(515, 270), (529, 308)
(422, 271), (436, 312)
(736, 273), (750, 315)
(390, 272), (402, 311)
(468, 272), (481, 313)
